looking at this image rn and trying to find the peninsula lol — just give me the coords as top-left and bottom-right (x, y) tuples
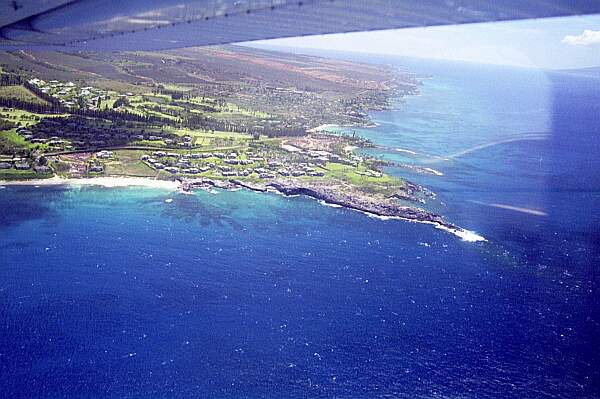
(0, 45), (478, 239)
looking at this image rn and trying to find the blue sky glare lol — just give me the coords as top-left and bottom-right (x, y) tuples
(250, 15), (600, 69)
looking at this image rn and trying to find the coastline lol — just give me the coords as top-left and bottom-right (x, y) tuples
(0, 175), (485, 242)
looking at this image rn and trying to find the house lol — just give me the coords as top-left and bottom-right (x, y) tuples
(15, 162), (30, 170)
(16, 127), (31, 135)
(165, 167), (178, 174)
(34, 165), (51, 174)
(28, 78), (44, 86)
(281, 144), (302, 152)
(0, 162), (11, 169)
(96, 150), (113, 159)
(89, 164), (104, 173)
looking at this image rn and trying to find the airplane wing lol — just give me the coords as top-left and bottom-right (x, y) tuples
(1, 0), (600, 51)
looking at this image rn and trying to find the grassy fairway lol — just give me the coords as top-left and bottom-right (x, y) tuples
(323, 162), (404, 194)
(0, 108), (68, 127)
(0, 128), (41, 152)
(0, 169), (47, 180)
(106, 150), (158, 177)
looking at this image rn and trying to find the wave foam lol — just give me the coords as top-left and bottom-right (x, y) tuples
(422, 167), (444, 176)
(318, 200), (343, 208)
(434, 224), (486, 242)
(396, 148), (418, 155)
(352, 209), (486, 242)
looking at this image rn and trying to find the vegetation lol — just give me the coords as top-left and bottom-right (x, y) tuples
(0, 85), (49, 105)
(0, 47), (415, 204)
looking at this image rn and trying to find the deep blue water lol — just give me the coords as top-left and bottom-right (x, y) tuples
(1, 57), (599, 398)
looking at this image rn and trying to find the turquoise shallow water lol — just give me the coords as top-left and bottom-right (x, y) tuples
(1, 57), (599, 398)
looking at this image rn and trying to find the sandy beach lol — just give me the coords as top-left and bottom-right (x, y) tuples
(307, 124), (339, 133)
(0, 176), (181, 190)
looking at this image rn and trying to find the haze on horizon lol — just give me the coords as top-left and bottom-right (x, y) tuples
(249, 14), (600, 70)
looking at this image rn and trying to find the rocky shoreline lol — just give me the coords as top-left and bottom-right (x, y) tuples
(1, 175), (484, 241)
(180, 177), (462, 233)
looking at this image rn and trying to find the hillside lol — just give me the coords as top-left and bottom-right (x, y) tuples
(0, 45), (418, 129)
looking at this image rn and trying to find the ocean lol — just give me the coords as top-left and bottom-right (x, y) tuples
(1, 55), (599, 398)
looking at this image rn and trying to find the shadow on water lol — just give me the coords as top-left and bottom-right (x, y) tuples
(0, 185), (68, 229)
(159, 191), (246, 230)
(547, 71), (600, 392)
